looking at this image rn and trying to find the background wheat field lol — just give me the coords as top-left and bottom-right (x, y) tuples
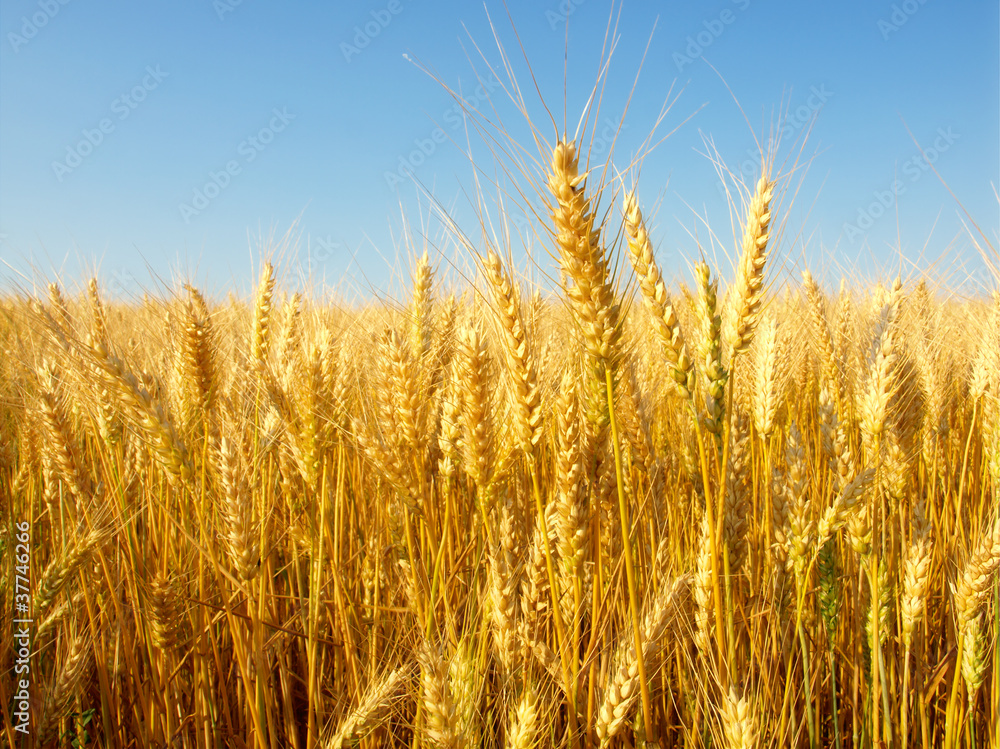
(2, 4), (1000, 749)
(1, 134), (998, 749)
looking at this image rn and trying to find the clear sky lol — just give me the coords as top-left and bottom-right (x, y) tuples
(1, 0), (997, 301)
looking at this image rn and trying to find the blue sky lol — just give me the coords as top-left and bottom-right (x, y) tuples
(1, 0), (997, 301)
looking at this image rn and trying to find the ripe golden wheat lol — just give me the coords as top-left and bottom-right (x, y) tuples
(1, 93), (998, 749)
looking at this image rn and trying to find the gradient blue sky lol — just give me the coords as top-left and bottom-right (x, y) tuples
(1, 0), (997, 301)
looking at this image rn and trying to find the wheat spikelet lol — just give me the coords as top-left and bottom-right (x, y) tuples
(88, 338), (194, 483)
(816, 538), (840, 647)
(595, 574), (691, 744)
(435, 292), (459, 374)
(548, 140), (620, 368)
(505, 686), (540, 749)
(858, 277), (903, 459)
(31, 297), (73, 358)
(770, 464), (792, 572)
(47, 281), (73, 334)
(410, 250), (434, 360)
(520, 505), (557, 650)
(276, 291), (304, 383)
(694, 515), (715, 655)
(622, 190), (694, 397)
(953, 520), (1000, 631)
(354, 326), (426, 510)
(353, 330), (421, 509)
(554, 371), (587, 623)
(449, 639), (480, 743)
(489, 496), (520, 674)
(968, 297), (1000, 403)
(620, 359), (662, 493)
(283, 341), (332, 489)
(724, 414), (751, 572)
(802, 270), (843, 412)
(865, 557), (892, 648)
(694, 261), (727, 441)
(383, 327), (422, 455)
(327, 663), (413, 749)
(818, 385), (838, 471)
(33, 525), (111, 617)
(437, 374), (462, 482)
(36, 361), (90, 504)
(483, 249), (543, 456)
(420, 642), (460, 749)
(961, 615), (988, 706)
(87, 277), (109, 345)
(251, 261), (276, 372)
(775, 423), (812, 582)
(217, 436), (260, 581)
(901, 501), (933, 652)
(751, 315), (782, 438)
(830, 282), (858, 412)
(36, 590), (84, 642)
(815, 466), (875, 550)
(721, 687), (757, 749)
(179, 286), (218, 433)
(847, 503), (873, 558)
(726, 174), (774, 356)
(149, 572), (187, 651)
(39, 633), (93, 743)
(457, 323), (495, 491)
(909, 292), (949, 467)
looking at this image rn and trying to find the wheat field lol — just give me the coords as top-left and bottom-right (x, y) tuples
(1, 117), (999, 749)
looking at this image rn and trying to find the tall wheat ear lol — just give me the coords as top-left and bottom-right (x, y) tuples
(419, 641), (461, 749)
(720, 687), (758, 749)
(326, 663), (414, 749)
(954, 519), (1000, 703)
(725, 174), (775, 357)
(622, 190), (694, 397)
(39, 632), (93, 743)
(595, 574), (692, 744)
(482, 249), (542, 457)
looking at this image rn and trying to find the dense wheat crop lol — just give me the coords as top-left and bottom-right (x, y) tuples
(1, 91), (999, 749)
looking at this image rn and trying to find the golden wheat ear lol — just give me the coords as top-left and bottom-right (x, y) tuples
(725, 174), (775, 358)
(327, 663), (414, 749)
(622, 190), (694, 398)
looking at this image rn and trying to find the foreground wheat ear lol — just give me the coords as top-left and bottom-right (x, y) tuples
(3, 56), (999, 749)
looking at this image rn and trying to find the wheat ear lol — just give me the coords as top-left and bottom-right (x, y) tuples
(858, 277), (903, 459)
(420, 641), (460, 749)
(327, 663), (413, 749)
(595, 574), (692, 744)
(721, 687), (758, 749)
(726, 174), (774, 356)
(483, 249), (542, 456)
(505, 686), (541, 749)
(622, 190), (694, 397)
